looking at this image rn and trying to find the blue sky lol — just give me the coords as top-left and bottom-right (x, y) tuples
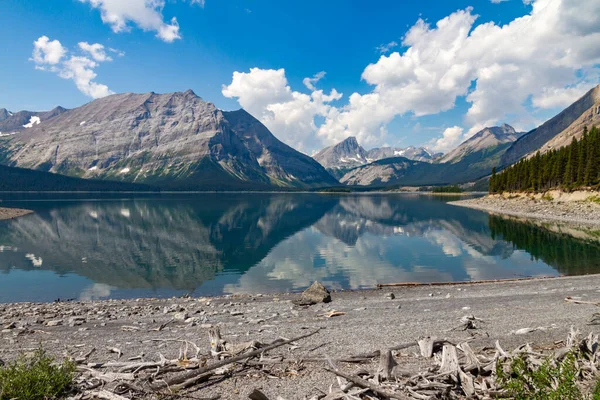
(1, 0), (599, 154)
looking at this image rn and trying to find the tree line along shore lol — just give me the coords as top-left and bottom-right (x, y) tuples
(490, 126), (600, 194)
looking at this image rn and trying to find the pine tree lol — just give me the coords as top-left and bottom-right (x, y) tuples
(490, 126), (599, 193)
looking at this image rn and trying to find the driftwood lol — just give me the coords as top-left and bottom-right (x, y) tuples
(417, 337), (436, 358)
(67, 313), (600, 400)
(378, 349), (397, 381)
(565, 296), (600, 306)
(377, 276), (555, 288)
(209, 327), (224, 358)
(151, 329), (321, 390)
(324, 367), (410, 400)
(439, 344), (460, 376)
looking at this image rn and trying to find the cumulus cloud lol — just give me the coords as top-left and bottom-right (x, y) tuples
(32, 36), (67, 65)
(59, 56), (114, 98)
(222, 68), (342, 153)
(430, 126), (465, 153)
(225, 0), (600, 155)
(303, 71), (326, 91)
(78, 42), (112, 62)
(79, 0), (181, 42)
(31, 36), (115, 99)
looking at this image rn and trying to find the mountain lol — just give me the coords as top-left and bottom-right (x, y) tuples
(0, 91), (337, 190)
(340, 125), (522, 187)
(502, 85), (600, 166)
(340, 157), (429, 186)
(0, 107), (67, 136)
(367, 146), (441, 163)
(312, 137), (441, 179)
(312, 137), (369, 178)
(439, 124), (523, 164)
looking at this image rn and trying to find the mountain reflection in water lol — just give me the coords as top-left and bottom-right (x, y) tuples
(0, 193), (597, 302)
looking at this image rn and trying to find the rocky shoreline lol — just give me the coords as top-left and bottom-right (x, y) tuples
(450, 191), (600, 228)
(0, 207), (33, 220)
(3, 275), (600, 399)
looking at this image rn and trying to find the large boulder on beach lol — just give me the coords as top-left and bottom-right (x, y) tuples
(294, 281), (331, 306)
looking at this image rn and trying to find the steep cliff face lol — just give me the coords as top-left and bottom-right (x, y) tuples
(222, 110), (339, 187)
(502, 85), (600, 166)
(0, 91), (337, 189)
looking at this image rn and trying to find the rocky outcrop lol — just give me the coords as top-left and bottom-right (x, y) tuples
(502, 85), (600, 166)
(0, 91), (337, 189)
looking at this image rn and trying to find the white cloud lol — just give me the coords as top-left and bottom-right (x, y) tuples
(108, 47), (125, 57)
(79, 0), (181, 42)
(303, 71), (326, 91)
(32, 36), (67, 65)
(532, 82), (597, 109)
(223, 0), (600, 155)
(78, 42), (112, 62)
(430, 126), (465, 153)
(59, 56), (114, 98)
(32, 36), (115, 99)
(222, 68), (342, 153)
(376, 41), (398, 54)
(490, 0), (509, 3)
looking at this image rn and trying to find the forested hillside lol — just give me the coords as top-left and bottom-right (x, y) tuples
(0, 164), (156, 192)
(489, 126), (600, 193)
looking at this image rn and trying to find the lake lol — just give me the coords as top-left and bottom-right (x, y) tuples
(0, 192), (599, 303)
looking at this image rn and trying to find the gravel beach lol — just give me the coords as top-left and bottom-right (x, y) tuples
(450, 191), (600, 228)
(2, 274), (600, 399)
(0, 207), (32, 220)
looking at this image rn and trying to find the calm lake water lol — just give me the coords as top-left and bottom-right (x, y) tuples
(0, 193), (599, 303)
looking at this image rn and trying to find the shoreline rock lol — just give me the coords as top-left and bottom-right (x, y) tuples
(0, 207), (33, 221)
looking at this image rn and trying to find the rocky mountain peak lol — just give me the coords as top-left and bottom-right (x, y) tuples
(183, 89), (198, 97)
(0, 108), (10, 122)
(313, 136), (369, 171)
(440, 124), (523, 164)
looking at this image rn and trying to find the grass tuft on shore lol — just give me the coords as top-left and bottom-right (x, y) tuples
(0, 347), (76, 400)
(496, 349), (600, 400)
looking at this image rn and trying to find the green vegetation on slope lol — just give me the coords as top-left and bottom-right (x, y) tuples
(431, 185), (463, 193)
(0, 164), (156, 192)
(490, 126), (600, 193)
